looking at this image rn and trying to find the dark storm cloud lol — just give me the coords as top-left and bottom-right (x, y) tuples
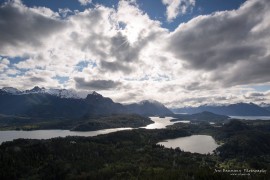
(74, 77), (122, 90)
(169, 0), (267, 69)
(212, 55), (270, 86)
(158, 85), (176, 92)
(110, 33), (140, 63)
(29, 77), (46, 83)
(248, 92), (265, 97)
(100, 61), (132, 74)
(102, 31), (158, 74)
(0, 1), (66, 55)
(99, 31), (159, 74)
(244, 92), (266, 101)
(68, 9), (140, 74)
(168, 0), (270, 86)
(183, 81), (212, 91)
(115, 92), (142, 102)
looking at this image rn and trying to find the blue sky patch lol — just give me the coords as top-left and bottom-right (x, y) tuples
(15, 0), (247, 31)
(53, 75), (69, 84)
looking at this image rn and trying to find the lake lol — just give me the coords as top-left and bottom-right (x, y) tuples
(144, 116), (176, 129)
(0, 116), (178, 144)
(157, 135), (219, 154)
(230, 116), (270, 120)
(0, 128), (132, 144)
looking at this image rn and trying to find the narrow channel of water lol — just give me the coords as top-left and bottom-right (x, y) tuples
(0, 116), (176, 144)
(6, 114), (268, 153)
(229, 116), (270, 120)
(0, 128), (132, 144)
(0, 117), (220, 154)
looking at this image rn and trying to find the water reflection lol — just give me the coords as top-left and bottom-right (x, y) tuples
(176, 120), (190, 124)
(144, 117), (175, 129)
(0, 128), (132, 144)
(230, 116), (270, 120)
(158, 135), (219, 154)
(0, 116), (177, 144)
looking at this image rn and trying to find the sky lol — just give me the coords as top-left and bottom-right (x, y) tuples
(0, 0), (270, 108)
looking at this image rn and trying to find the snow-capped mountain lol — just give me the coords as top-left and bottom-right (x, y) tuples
(1, 87), (21, 94)
(259, 102), (270, 108)
(0, 86), (173, 117)
(258, 102), (270, 112)
(0, 86), (81, 99)
(45, 88), (81, 99)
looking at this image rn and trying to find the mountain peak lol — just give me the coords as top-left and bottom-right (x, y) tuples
(91, 91), (101, 96)
(29, 86), (45, 93)
(139, 99), (163, 106)
(1, 86), (81, 99)
(126, 99), (173, 116)
(259, 102), (270, 107)
(1, 87), (21, 94)
(86, 91), (105, 101)
(0, 86), (172, 117)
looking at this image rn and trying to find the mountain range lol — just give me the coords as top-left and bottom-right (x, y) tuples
(126, 100), (172, 116)
(172, 103), (270, 116)
(0, 87), (173, 118)
(2, 86), (270, 118)
(1, 86), (80, 99)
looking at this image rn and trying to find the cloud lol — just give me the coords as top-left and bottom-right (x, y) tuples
(59, 8), (72, 17)
(74, 77), (122, 90)
(212, 55), (270, 86)
(168, 0), (270, 86)
(78, 0), (92, 6)
(29, 77), (46, 83)
(162, 0), (195, 22)
(1, 0), (270, 107)
(183, 81), (211, 91)
(0, 0), (66, 56)
(100, 61), (133, 74)
(244, 92), (267, 102)
(110, 32), (139, 63)
(0, 58), (10, 72)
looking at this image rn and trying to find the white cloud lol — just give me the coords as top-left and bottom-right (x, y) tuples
(0, 58), (10, 72)
(59, 8), (72, 17)
(0, 0), (66, 57)
(78, 0), (92, 6)
(168, 0), (270, 87)
(1, 0), (270, 107)
(162, 0), (195, 22)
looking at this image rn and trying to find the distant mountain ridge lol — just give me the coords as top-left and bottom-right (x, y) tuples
(0, 87), (172, 118)
(172, 103), (270, 116)
(1, 86), (81, 99)
(259, 102), (270, 112)
(126, 100), (173, 116)
(172, 111), (229, 122)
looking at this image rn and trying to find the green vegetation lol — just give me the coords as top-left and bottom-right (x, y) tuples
(171, 111), (229, 122)
(168, 120), (270, 171)
(0, 114), (153, 131)
(72, 114), (152, 131)
(0, 119), (269, 179)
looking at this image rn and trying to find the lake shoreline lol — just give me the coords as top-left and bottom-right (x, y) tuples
(157, 134), (219, 154)
(0, 116), (177, 144)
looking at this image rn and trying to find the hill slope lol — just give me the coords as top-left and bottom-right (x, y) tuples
(0, 87), (172, 118)
(125, 100), (173, 116)
(172, 103), (270, 116)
